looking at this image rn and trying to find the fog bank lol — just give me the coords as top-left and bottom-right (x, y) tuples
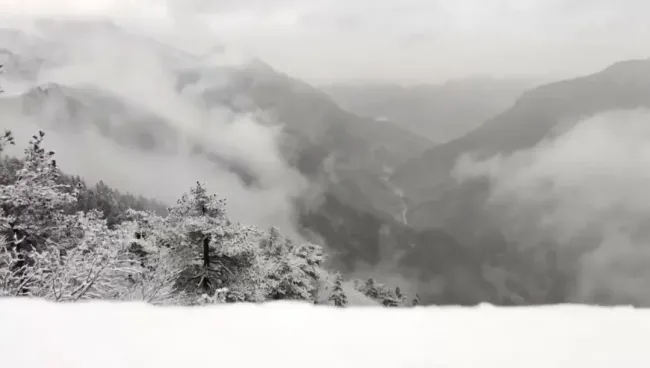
(0, 19), (310, 239)
(454, 110), (650, 305)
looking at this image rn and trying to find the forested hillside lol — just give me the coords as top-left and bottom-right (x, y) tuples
(5, 18), (650, 308)
(0, 22), (467, 306)
(0, 128), (417, 306)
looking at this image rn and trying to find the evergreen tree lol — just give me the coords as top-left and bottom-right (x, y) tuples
(0, 131), (138, 300)
(0, 130), (14, 153)
(260, 226), (283, 257)
(93, 181), (120, 226)
(395, 286), (408, 306)
(0, 131), (77, 249)
(412, 293), (421, 307)
(0, 130), (328, 305)
(162, 181), (240, 294)
(328, 272), (347, 307)
(261, 229), (324, 302)
(363, 277), (378, 299)
(395, 286), (403, 300)
(382, 297), (399, 307)
(381, 289), (399, 307)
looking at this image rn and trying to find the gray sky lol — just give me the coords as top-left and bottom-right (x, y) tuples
(3, 0), (650, 83)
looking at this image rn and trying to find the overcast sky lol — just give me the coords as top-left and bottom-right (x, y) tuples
(3, 0), (650, 83)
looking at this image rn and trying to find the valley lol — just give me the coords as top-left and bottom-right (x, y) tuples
(2, 18), (650, 306)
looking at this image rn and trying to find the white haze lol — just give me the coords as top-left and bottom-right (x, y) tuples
(2, 0), (650, 84)
(454, 110), (650, 305)
(0, 16), (311, 240)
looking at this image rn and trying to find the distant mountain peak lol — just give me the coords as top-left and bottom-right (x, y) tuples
(394, 55), (650, 207)
(601, 57), (650, 76)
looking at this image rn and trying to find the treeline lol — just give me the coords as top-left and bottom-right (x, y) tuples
(1, 157), (168, 227)
(0, 130), (325, 304)
(0, 129), (419, 307)
(353, 277), (420, 307)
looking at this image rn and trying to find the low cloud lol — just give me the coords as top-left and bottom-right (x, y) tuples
(454, 109), (650, 305)
(0, 19), (310, 240)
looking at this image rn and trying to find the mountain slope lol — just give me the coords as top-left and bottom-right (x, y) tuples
(0, 22), (498, 305)
(394, 58), (650, 208)
(177, 60), (432, 223)
(179, 61), (432, 169)
(323, 77), (534, 143)
(388, 58), (650, 304)
(180, 63), (494, 302)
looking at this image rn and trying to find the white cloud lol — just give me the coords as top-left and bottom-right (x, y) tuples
(0, 17), (309, 239)
(1, 0), (648, 82)
(0, 0), (168, 18)
(454, 110), (650, 305)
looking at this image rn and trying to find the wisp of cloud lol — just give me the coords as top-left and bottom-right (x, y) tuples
(454, 109), (650, 305)
(0, 10), (311, 240)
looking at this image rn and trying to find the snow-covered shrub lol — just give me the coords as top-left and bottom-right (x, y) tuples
(257, 226), (325, 302)
(328, 272), (348, 307)
(0, 130), (329, 305)
(0, 132), (138, 300)
(125, 184), (328, 305)
(356, 277), (410, 307)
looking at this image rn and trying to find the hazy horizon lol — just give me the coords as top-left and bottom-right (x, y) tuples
(1, 0), (649, 85)
(3, 0), (650, 307)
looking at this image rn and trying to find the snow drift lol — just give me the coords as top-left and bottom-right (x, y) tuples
(1, 299), (649, 367)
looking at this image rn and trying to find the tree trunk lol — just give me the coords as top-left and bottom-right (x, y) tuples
(199, 236), (212, 292)
(203, 236), (210, 268)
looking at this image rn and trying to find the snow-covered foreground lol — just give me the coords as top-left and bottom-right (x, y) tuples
(1, 299), (649, 368)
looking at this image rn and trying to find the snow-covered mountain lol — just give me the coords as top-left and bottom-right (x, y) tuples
(1, 19), (488, 305)
(323, 77), (535, 144)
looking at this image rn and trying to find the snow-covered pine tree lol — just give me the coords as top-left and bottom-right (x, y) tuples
(362, 277), (379, 299)
(0, 131), (138, 299)
(153, 182), (268, 302)
(164, 181), (231, 292)
(381, 288), (400, 307)
(260, 228), (324, 302)
(0, 131), (77, 252)
(263, 254), (314, 301)
(260, 226), (283, 257)
(0, 131), (14, 153)
(117, 210), (189, 304)
(124, 184), (326, 304)
(395, 286), (408, 306)
(0, 128), (330, 305)
(412, 293), (421, 307)
(38, 210), (139, 301)
(92, 181), (121, 226)
(358, 278), (400, 307)
(328, 272), (347, 307)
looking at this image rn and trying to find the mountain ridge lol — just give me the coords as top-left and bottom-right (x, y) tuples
(394, 58), (650, 206)
(323, 77), (534, 143)
(0, 23), (494, 305)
